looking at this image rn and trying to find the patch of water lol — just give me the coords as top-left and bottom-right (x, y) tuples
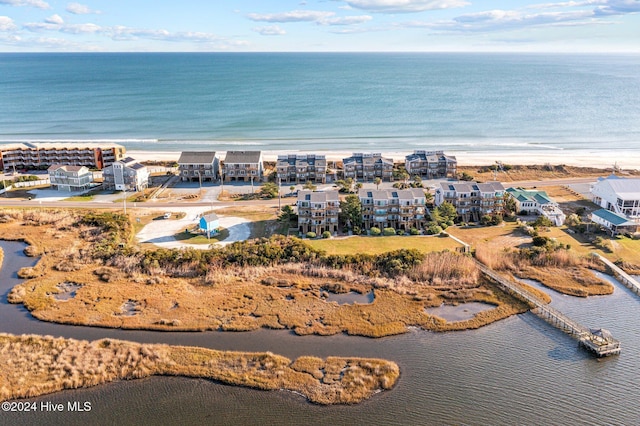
(425, 302), (495, 322)
(51, 282), (82, 301)
(324, 291), (374, 305)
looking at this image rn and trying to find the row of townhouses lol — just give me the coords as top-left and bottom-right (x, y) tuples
(0, 142), (126, 171)
(177, 150), (458, 184)
(359, 188), (427, 231)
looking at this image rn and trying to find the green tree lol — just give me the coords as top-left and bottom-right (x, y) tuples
(435, 202), (458, 224)
(303, 180), (317, 191)
(533, 215), (553, 228)
(393, 168), (409, 184)
(259, 182), (279, 199)
(339, 194), (362, 230)
(460, 171), (474, 181)
(374, 177), (382, 190)
(278, 205), (297, 223)
(335, 178), (355, 193)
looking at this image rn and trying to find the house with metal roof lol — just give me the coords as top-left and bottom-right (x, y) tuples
(199, 213), (220, 237)
(434, 181), (505, 222)
(178, 151), (219, 182)
(223, 151), (263, 182)
(506, 187), (566, 226)
(358, 188), (427, 231)
(296, 190), (340, 235)
(405, 150), (457, 179)
(102, 157), (149, 192)
(591, 209), (639, 236)
(48, 165), (94, 191)
(591, 175), (640, 219)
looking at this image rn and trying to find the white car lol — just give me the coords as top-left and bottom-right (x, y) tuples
(163, 212), (172, 219)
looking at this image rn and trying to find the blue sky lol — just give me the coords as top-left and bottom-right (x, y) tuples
(1, 0), (639, 52)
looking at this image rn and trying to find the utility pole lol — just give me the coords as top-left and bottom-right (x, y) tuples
(123, 187), (127, 214)
(278, 176), (281, 210)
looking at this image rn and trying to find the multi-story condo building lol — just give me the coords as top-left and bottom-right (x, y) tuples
(506, 187), (566, 226)
(102, 157), (149, 192)
(223, 151), (263, 182)
(435, 181), (505, 222)
(178, 151), (219, 182)
(276, 154), (327, 184)
(297, 190), (340, 235)
(342, 153), (393, 182)
(0, 142), (125, 172)
(591, 175), (640, 219)
(405, 150), (457, 179)
(48, 165), (94, 191)
(359, 188), (427, 231)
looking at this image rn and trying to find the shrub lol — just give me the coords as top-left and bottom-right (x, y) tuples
(383, 228), (396, 236)
(490, 215), (503, 226)
(409, 228), (419, 235)
(397, 230), (405, 236)
(426, 223), (443, 235)
(306, 232), (317, 239)
(321, 231), (331, 239)
(532, 236), (550, 247)
(370, 227), (381, 236)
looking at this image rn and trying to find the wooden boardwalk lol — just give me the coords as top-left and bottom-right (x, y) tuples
(592, 253), (640, 296)
(475, 260), (621, 357)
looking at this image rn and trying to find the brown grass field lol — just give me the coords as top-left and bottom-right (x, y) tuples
(458, 164), (639, 183)
(0, 333), (398, 405)
(0, 208), (529, 337)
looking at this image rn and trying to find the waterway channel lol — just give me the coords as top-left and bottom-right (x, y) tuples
(1, 240), (640, 425)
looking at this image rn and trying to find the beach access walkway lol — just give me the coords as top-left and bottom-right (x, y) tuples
(474, 259), (621, 357)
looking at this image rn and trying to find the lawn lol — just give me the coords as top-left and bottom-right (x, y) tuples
(63, 194), (95, 202)
(306, 235), (462, 255)
(174, 228), (230, 245)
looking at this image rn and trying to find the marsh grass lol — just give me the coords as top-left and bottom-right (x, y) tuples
(2, 208), (528, 336)
(476, 248), (612, 297)
(0, 333), (399, 405)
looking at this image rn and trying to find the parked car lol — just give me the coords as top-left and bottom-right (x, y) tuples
(163, 212), (172, 219)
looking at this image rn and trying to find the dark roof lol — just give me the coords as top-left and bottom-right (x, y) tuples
(178, 151), (217, 164)
(224, 151), (262, 164)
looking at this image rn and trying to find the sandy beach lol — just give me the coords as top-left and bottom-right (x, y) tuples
(128, 149), (640, 170)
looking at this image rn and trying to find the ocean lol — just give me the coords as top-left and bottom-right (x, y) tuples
(1, 52), (640, 162)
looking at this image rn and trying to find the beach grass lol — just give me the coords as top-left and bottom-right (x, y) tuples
(0, 333), (399, 405)
(63, 194), (95, 202)
(306, 235), (462, 255)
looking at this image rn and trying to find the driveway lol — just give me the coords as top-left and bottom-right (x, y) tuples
(135, 206), (251, 250)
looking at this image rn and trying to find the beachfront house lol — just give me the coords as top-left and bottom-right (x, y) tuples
(404, 150), (457, 179)
(297, 190), (340, 236)
(342, 153), (393, 182)
(102, 157), (149, 192)
(591, 175), (640, 219)
(178, 151), (219, 183)
(199, 213), (220, 237)
(506, 187), (566, 226)
(0, 142), (125, 172)
(223, 151), (263, 182)
(359, 188), (427, 231)
(591, 209), (639, 236)
(47, 165), (94, 191)
(276, 154), (327, 184)
(434, 181), (505, 222)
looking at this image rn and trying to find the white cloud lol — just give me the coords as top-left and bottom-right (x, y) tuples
(252, 25), (286, 36)
(45, 14), (64, 25)
(341, 0), (469, 13)
(247, 10), (335, 23)
(247, 9), (372, 26)
(322, 15), (373, 25)
(66, 2), (100, 15)
(0, 0), (50, 9)
(0, 15), (17, 31)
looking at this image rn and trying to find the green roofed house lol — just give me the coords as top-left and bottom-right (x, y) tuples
(591, 209), (639, 236)
(506, 187), (566, 226)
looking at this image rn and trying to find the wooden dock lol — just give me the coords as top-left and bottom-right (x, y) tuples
(592, 252), (640, 296)
(475, 260), (621, 357)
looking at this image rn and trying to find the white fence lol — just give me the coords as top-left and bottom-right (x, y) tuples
(12, 179), (50, 188)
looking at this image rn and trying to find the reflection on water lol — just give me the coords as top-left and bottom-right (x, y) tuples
(324, 291), (374, 305)
(425, 302), (495, 322)
(2, 240), (640, 425)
